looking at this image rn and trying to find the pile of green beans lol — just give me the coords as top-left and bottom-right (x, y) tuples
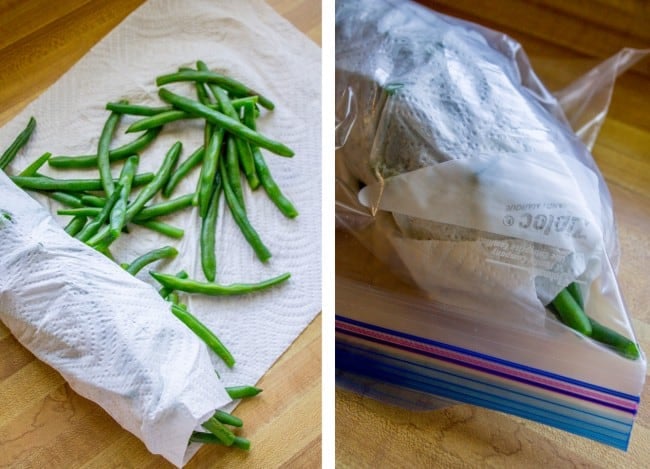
(1, 61), (300, 449)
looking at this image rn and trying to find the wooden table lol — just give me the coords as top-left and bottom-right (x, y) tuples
(0, 1), (321, 467)
(336, 1), (650, 467)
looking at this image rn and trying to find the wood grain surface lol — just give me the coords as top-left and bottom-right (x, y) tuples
(0, 1), (321, 468)
(335, 1), (650, 468)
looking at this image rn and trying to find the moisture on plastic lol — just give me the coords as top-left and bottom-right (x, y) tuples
(335, 0), (647, 421)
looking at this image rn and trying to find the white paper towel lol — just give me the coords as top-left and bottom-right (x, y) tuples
(0, 0), (320, 465)
(0, 171), (228, 467)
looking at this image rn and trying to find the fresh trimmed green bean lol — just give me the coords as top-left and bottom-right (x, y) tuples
(58, 207), (101, 217)
(158, 88), (293, 157)
(126, 110), (190, 133)
(50, 191), (84, 208)
(156, 69), (274, 110)
(189, 432), (250, 450)
(110, 155), (139, 238)
(87, 142), (182, 246)
(170, 304), (235, 367)
(80, 194), (106, 207)
(195, 79), (213, 105)
(551, 289), (592, 336)
(213, 410), (243, 428)
(18, 152), (51, 177)
(159, 270), (189, 299)
(243, 103), (298, 218)
(197, 60), (259, 189)
(225, 386), (262, 399)
(48, 127), (161, 168)
(163, 146), (204, 198)
(10, 173), (155, 192)
(167, 292), (180, 305)
(588, 318), (639, 360)
(97, 107), (124, 195)
(64, 216), (87, 236)
(106, 102), (174, 116)
(124, 246), (178, 276)
(125, 142), (182, 219)
(197, 128), (224, 218)
(0, 117), (36, 170)
(201, 417), (235, 446)
(107, 98), (256, 120)
(134, 193), (194, 221)
(225, 136), (245, 208)
(566, 282), (584, 309)
(220, 160), (271, 262)
(135, 220), (184, 239)
(150, 271), (290, 296)
(201, 173), (222, 281)
(252, 144), (298, 218)
(76, 183), (123, 243)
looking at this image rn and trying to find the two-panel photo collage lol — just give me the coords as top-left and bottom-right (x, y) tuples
(0, 0), (649, 467)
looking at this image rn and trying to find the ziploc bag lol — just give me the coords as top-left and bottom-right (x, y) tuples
(335, 0), (647, 450)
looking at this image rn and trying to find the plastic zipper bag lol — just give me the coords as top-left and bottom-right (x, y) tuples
(335, 0), (647, 449)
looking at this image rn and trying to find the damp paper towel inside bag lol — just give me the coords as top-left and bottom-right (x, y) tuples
(0, 0), (320, 466)
(336, 0), (610, 322)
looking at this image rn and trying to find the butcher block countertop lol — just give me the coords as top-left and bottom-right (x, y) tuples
(336, 1), (650, 468)
(0, 1), (321, 468)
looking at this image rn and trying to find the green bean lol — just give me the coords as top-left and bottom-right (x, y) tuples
(163, 146), (205, 198)
(566, 282), (584, 309)
(225, 386), (262, 399)
(134, 220), (184, 239)
(10, 173), (155, 192)
(220, 160), (271, 262)
(167, 292), (181, 305)
(170, 304), (235, 367)
(126, 142), (182, 218)
(48, 127), (161, 169)
(156, 69), (274, 110)
(197, 61), (259, 189)
(124, 246), (178, 276)
(58, 207), (100, 217)
(201, 417), (235, 446)
(126, 110), (190, 133)
(159, 270), (189, 299)
(64, 216), (87, 236)
(108, 98), (256, 121)
(80, 194), (106, 207)
(150, 271), (290, 296)
(201, 173), (222, 281)
(189, 432), (251, 450)
(550, 289), (592, 336)
(243, 103), (298, 218)
(76, 183), (123, 243)
(195, 79), (213, 105)
(158, 88), (293, 157)
(49, 191), (84, 208)
(97, 106), (124, 195)
(0, 117), (36, 170)
(110, 155), (139, 238)
(225, 136), (245, 208)
(213, 410), (243, 428)
(87, 142), (182, 246)
(18, 152), (51, 177)
(197, 128), (225, 218)
(588, 318), (639, 360)
(134, 193), (194, 220)
(106, 102), (174, 116)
